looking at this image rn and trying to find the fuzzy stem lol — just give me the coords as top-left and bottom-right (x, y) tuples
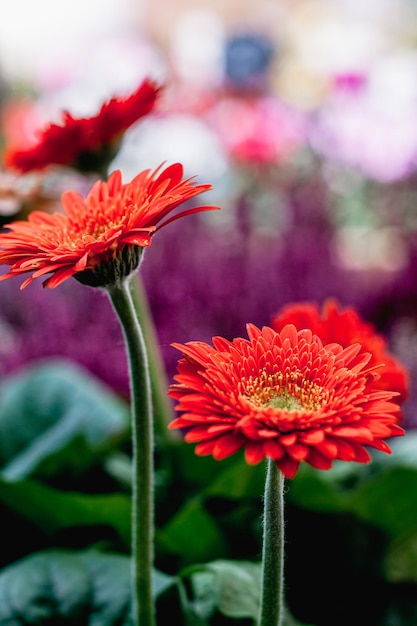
(258, 459), (285, 626)
(108, 279), (155, 626)
(129, 273), (177, 444)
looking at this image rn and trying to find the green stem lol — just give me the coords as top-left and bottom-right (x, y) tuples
(129, 273), (177, 444)
(108, 279), (155, 626)
(258, 459), (285, 626)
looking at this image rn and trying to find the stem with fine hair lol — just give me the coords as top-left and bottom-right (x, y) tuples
(108, 278), (155, 626)
(129, 273), (177, 444)
(258, 458), (285, 626)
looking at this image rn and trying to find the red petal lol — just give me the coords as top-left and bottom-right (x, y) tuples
(334, 439), (356, 461)
(300, 430), (325, 444)
(212, 434), (244, 460)
(314, 438), (338, 459)
(305, 447), (333, 471)
(245, 442), (266, 465)
(287, 442), (309, 461)
(263, 440), (285, 460)
(279, 433), (297, 446)
(275, 455), (299, 479)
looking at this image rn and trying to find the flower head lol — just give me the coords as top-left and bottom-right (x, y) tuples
(0, 163), (219, 289)
(3, 78), (161, 174)
(271, 299), (409, 403)
(168, 323), (404, 479)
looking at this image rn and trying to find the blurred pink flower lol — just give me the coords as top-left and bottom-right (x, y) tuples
(209, 95), (307, 165)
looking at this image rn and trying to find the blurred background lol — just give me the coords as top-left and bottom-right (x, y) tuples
(1, 0), (417, 427)
(2, 4), (417, 626)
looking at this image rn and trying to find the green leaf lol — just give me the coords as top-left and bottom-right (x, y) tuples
(384, 530), (417, 583)
(285, 435), (417, 542)
(184, 560), (314, 625)
(0, 359), (130, 480)
(285, 464), (349, 514)
(348, 466), (417, 538)
(204, 454), (265, 500)
(158, 499), (228, 564)
(0, 475), (131, 547)
(0, 550), (175, 625)
(169, 441), (237, 490)
(189, 560), (261, 620)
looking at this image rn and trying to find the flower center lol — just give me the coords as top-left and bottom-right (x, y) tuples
(265, 392), (303, 412)
(241, 370), (328, 412)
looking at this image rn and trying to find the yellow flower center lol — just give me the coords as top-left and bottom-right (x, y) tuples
(265, 392), (303, 412)
(241, 370), (328, 412)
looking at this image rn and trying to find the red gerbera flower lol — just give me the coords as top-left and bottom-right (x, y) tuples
(3, 78), (161, 174)
(271, 299), (409, 403)
(168, 324), (404, 479)
(0, 162), (219, 289)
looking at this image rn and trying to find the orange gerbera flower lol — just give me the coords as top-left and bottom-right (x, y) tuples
(271, 299), (409, 402)
(3, 78), (161, 174)
(168, 324), (404, 479)
(0, 163), (218, 289)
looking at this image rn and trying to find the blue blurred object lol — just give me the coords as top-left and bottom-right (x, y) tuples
(224, 32), (275, 92)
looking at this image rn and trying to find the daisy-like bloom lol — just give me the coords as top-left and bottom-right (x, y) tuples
(271, 299), (409, 403)
(0, 162), (218, 289)
(3, 78), (161, 174)
(168, 323), (404, 479)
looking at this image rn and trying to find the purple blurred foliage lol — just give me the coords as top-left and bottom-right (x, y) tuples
(141, 173), (362, 374)
(140, 170), (417, 428)
(0, 166), (417, 428)
(0, 274), (129, 396)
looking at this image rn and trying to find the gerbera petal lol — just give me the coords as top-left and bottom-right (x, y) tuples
(279, 433), (297, 446)
(348, 442), (372, 464)
(305, 447), (334, 471)
(245, 442), (267, 465)
(334, 439), (357, 461)
(148, 162), (184, 192)
(263, 440), (285, 460)
(43, 267), (78, 288)
(312, 437), (338, 459)
(184, 424), (234, 442)
(365, 439), (392, 454)
(275, 456), (300, 479)
(300, 430), (325, 445)
(286, 442), (310, 461)
(331, 426), (374, 443)
(195, 440), (218, 456)
(212, 434), (245, 460)
(156, 205), (221, 231)
(74, 252), (89, 272)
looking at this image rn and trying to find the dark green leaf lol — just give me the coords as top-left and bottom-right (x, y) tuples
(184, 560), (314, 625)
(169, 441), (236, 490)
(189, 560), (261, 620)
(348, 467), (417, 538)
(285, 464), (349, 514)
(285, 435), (417, 542)
(0, 549), (175, 625)
(0, 359), (130, 480)
(158, 499), (228, 564)
(384, 530), (417, 583)
(204, 455), (265, 500)
(0, 475), (131, 547)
